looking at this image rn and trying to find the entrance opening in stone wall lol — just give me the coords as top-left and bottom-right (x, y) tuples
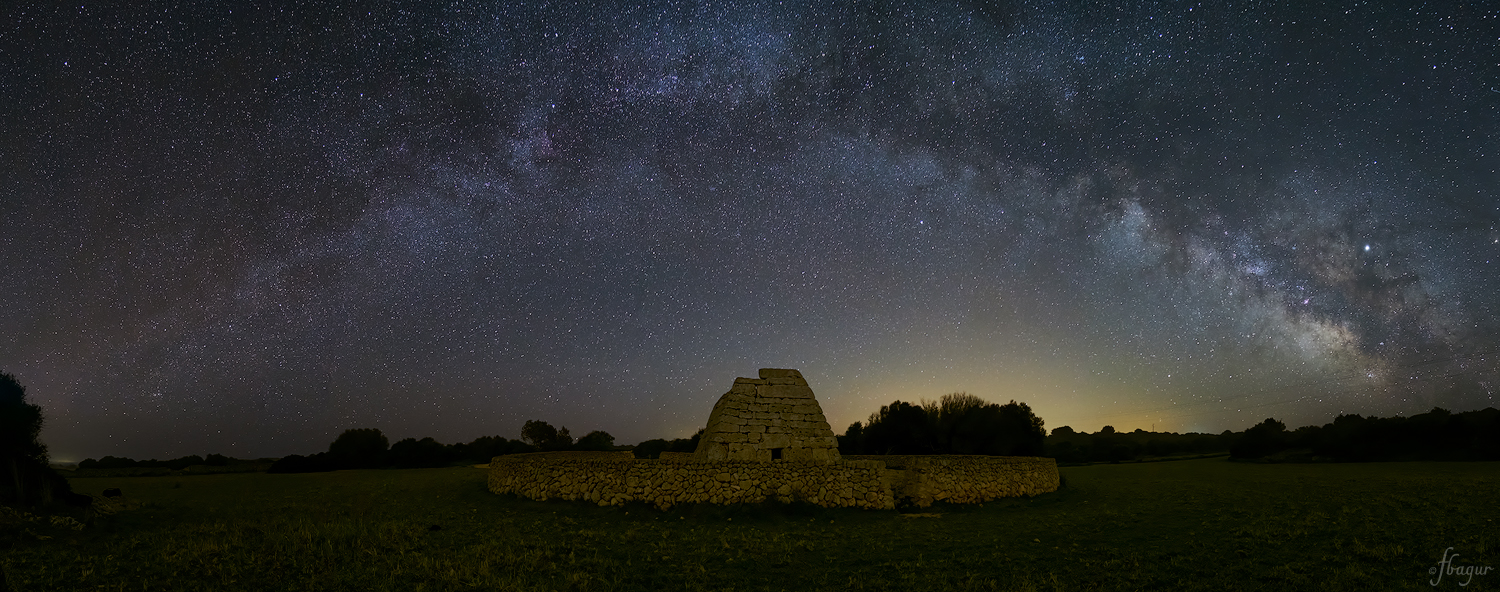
(771, 448), (783, 460)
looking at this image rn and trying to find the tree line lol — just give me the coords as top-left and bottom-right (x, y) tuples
(1228, 407), (1500, 462)
(837, 393), (1047, 456)
(1044, 425), (1232, 464)
(1040, 407), (1500, 464)
(78, 453), (244, 471)
(266, 420), (615, 473)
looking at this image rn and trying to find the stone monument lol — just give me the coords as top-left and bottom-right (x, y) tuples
(692, 368), (841, 462)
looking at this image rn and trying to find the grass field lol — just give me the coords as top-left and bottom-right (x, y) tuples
(2, 458), (1494, 590)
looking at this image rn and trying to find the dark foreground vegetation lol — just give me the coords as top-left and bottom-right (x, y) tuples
(837, 393), (1047, 456)
(1229, 407), (1500, 462)
(262, 420), (702, 473)
(1043, 408), (1500, 465)
(834, 393), (1500, 465)
(0, 372), (87, 508)
(0, 458), (1492, 590)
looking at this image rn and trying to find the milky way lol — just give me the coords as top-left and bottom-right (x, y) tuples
(3, 1), (1496, 460)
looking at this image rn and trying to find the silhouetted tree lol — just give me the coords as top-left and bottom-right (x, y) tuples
(204, 453), (231, 466)
(521, 420), (560, 448)
(166, 455), (206, 470)
(631, 429), (702, 458)
(857, 395), (1048, 456)
(632, 439), (671, 459)
(934, 392), (997, 454)
(465, 435), (537, 462)
(669, 429), (704, 453)
(1231, 418), (1289, 460)
(994, 400), (1048, 456)
(1050, 426), (1076, 437)
(838, 421), (866, 454)
(389, 437), (450, 468)
(0, 371), (86, 507)
(328, 428), (389, 469)
(862, 400), (934, 454)
(575, 430), (615, 451)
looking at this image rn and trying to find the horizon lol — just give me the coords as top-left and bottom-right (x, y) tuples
(44, 400), (1500, 465)
(5, 1), (1496, 462)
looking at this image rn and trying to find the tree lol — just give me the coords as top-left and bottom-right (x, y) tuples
(521, 420), (559, 448)
(575, 430), (615, 451)
(1231, 418), (1289, 460)
(466, 435), (537, 462)
(632, 438), (671, 459)
(862, 400), (934, 454)
(838, 421), (866, 454)
(933, 392), (996, 454)
(993, 400), (1047, 456)
(389, 437), (450, 468)
(0, 371), (86, 506)
(668, 429), (704, 453)
(328, 428), (389, 469)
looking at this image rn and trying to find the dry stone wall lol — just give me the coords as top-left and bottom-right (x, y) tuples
(843, 455), (1060, 506)
(488, 453), (1058, 509)
(488, 456), (894, 509)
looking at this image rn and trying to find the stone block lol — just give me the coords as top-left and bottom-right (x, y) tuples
(758, 368), (803, 380)
(756, 384), (814, 399)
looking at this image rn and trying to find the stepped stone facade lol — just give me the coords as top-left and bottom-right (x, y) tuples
(489, 368), (1060, 509)
(694, 369), (840, 462)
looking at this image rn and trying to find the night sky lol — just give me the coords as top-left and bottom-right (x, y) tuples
(3, 1), (1497, 462)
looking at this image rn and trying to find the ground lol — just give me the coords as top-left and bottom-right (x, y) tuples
(0, 458), (1494, 590)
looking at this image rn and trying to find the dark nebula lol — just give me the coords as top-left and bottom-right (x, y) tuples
(2, 1), (1496, 460)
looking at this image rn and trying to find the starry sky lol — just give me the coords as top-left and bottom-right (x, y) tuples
(3, 1), (1497, 462)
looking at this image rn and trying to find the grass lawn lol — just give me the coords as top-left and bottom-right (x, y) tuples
(2, 458), (1494, 590)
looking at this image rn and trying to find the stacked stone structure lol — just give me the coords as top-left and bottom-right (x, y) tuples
(694, 369), (840, 462)
(489, 368), (1060, 509)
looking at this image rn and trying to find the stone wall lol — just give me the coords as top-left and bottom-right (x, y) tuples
(843, 455), (1060, 507)
(488, 456), (894, 509)
(489, 453), (1059, 509)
